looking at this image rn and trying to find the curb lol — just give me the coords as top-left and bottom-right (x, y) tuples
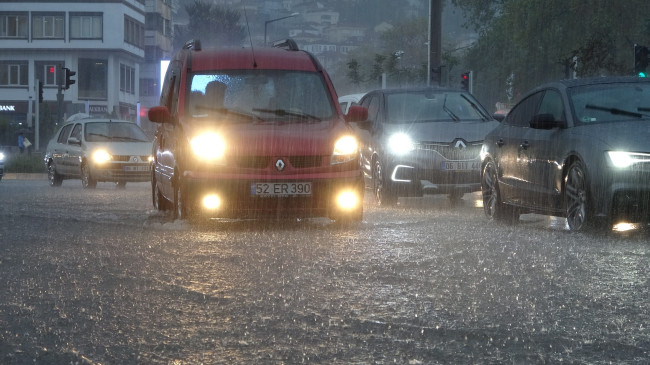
(2, 173), (48, 180)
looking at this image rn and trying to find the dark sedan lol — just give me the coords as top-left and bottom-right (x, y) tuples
(351, 87), (499, 206)
(480, 76), (650, 231)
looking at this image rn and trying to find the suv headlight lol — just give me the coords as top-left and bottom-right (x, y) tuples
(388, 133), (414, 155)
(607, 151), (650, 168)
(190, 132), (226, 162)
(92, 149), (112, 164)
(332, 135), (358, 164)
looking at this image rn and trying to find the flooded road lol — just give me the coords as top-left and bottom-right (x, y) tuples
(1, 180), (648, 364)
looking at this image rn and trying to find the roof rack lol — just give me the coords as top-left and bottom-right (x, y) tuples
(183, 39), (202, 51)
(272, 39), (299, 51)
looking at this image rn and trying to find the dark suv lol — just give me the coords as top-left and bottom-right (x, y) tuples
(148, 40), (365, 221)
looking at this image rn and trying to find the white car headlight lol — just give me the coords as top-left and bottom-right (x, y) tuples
(0, 152), (5, 162)
(332, 135), (358, 165)
(92, 149), (112, 164)
(190, 132), (226, 161)
(388, 133), (415, 155)
(607, 151), (650, 168)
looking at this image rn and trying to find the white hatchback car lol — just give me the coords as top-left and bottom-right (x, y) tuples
(44, 115), (152, 188)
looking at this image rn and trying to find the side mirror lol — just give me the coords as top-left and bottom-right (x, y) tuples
(345, 105), (368, 123)
(529, 113), (565, 129)
(67, 137), (81, 146)
(492, 113), (506, 122)
(148, 106), (174, 124)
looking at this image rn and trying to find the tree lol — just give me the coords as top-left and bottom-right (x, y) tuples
(452, 0), (650, 109)
(174, 0), (246, 50)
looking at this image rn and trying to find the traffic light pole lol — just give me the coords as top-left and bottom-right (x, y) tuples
(35, 78), (40, 150)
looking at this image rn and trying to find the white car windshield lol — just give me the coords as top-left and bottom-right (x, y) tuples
(84, 122), (151, 142)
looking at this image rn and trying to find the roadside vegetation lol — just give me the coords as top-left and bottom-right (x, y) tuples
(4, 153), (45, 174)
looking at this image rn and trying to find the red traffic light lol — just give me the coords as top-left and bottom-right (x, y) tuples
(48, 66), (55, 74)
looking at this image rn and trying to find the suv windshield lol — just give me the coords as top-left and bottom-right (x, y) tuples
(386, 91), (489, 123)
(189, 70), (336, 122)
(570, 83), (650, 124)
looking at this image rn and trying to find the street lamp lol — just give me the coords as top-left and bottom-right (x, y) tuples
(264, 12), (299, 45)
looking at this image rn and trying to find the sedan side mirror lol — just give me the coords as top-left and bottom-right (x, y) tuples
(67, 137), (81, 146)
(148, 106), (174, 124)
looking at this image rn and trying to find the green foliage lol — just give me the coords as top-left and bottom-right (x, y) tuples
(174, 0), (246, 50)
(452, 0), (650, 109)
(4, 153), (45, 174)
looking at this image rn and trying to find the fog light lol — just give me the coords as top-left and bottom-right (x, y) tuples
(202, 194), (221, 210)
(336, 190), (359, 211)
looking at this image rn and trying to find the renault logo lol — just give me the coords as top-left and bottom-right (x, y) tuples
(454, 140), (467, 149)
(275, 159), (286, 171)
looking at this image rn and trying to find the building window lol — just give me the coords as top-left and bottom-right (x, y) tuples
(35, 62), (63, 86)
(32, 13), (65, 39)
(0, 13), (28, 38)
(0, 62), (28, 86)
(120, 64), (136, 94)
(78, 58), (107, 100)
(124, 15), (144, 48)
(70, 13), (102, 39)
(140, 78), (158, 97)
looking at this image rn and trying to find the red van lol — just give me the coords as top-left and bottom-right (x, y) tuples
(148, 40), (366, 222)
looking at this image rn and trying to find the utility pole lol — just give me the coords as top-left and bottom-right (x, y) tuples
(428, 0), (442, 86)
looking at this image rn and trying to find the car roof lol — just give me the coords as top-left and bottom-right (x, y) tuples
(187, 47), (321, 72)
(60, 118), (136, 127)
(365, 86), (468, 95)
(528, 76), (650, 92)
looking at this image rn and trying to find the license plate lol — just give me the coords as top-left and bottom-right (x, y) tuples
(123, 165), (150, 172)
(441, 161), (480, 171)
(251, 182), (312, 197)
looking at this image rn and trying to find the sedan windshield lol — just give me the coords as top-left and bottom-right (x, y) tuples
(570, 83), (650, 124)
(189, 70), (336, 122)
(85, 122), (151, 142)
(386, 91), (489, 123)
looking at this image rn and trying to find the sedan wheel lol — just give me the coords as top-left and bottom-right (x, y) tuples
(81, 163), (97, 189)
(564, 161), (591, 231)
(373, 158), (397, 207)
(48, 162), (63, 187)
(481, 160), (518, 223)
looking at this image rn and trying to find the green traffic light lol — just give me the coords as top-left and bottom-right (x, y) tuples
(639, 72), (647, 77)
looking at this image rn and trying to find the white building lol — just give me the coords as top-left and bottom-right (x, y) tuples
(0, 0), (146, 148)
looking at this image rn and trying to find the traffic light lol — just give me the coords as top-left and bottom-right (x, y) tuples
(38, 81), (44, 103)
(461, 72), (470, 91)
(63, 67), (76, 89)
(634, 44), (648, 77)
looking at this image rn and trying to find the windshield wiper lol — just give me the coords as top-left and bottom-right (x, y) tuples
(442, 95), (460, 121)
(585, 104), (647, 118)
(460, 94), (490, 120)
(195, 105), (262, 122)
(252, 108), (322, 122)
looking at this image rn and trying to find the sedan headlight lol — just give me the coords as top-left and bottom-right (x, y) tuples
(190, 132), (226, 162)
(388, 133), (415, 155)
(0, 152), (5, 162)
(92, 149), (112, 164)
(332, 135), (358, 164)
(607, 151), (650, 168)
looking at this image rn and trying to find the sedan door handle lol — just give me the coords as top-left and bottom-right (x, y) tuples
(519, 140), (530, 150)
